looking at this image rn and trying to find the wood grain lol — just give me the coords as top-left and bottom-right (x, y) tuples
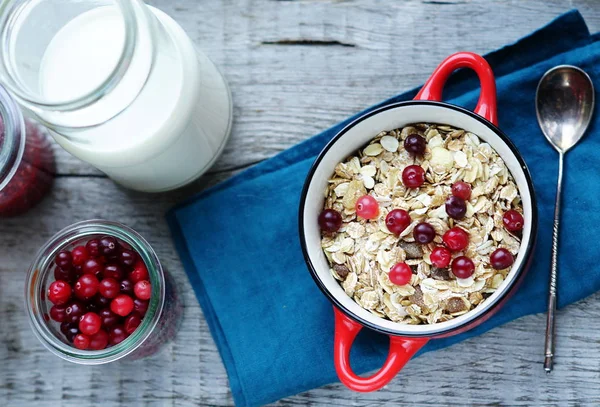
(2, 1), (600, 406)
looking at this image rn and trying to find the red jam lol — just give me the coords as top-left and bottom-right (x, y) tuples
(0, 120), (55, 217)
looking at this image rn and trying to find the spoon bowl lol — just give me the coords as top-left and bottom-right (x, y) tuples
(536, 65), (595, 152)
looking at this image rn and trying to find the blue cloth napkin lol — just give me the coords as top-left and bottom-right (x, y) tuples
(167, 11), (600, 407)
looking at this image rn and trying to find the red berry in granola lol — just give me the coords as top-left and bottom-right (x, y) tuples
(355, 195), (379, 219)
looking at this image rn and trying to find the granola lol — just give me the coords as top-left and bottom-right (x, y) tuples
(320, 123), (523, 325)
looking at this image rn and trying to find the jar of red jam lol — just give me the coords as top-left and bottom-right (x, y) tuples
(0, 85), (54, 217)
(25, 220), (181, 364)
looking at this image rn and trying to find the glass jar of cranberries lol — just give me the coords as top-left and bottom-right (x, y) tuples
(25, 220), (181, 364)
(0, 85), (54, 216)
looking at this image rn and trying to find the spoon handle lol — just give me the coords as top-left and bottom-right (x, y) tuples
(544, 152), (564, 373)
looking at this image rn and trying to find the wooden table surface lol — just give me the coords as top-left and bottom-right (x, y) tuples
(2, 1), (600, 406)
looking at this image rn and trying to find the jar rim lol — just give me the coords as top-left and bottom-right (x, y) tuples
(0, 83), (24, 191)
(25, 219), (166, 364)
(0, 0), (138, 111)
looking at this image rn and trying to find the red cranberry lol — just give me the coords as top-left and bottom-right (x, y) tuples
(54, 266), (75, 283)
(503, 210), (524, 232)
(124, 313), (142, 335)
(55, 250), (73, 270)
(74, 274), (99, 300)
(389, 263), (412, 286)
(134, 280), (152, 300)
(355, 195), (379, 219)
(71, 246), (89, 267)
(65, 300), (86, 323)
(111, 294), (134, 317)
(120, 279), (134, 295)
(385, 209), (411, 235)
(119, 249), (138, 267)
(73, 334), (90, 350)
(402, 165), (425, 188)
(451, 181), (472, 201)
(99, 278), (120, 299)
(99, 236), (118, 256)
(130, 261), (149, 284)
(89, 330), (109, 350)
(82, 258), (103, 276)
(79, 312), (102, 336)
(404, 134), (427, 156)
(85, 239), (101, 257)
(490, 248), (514, 270)
(413, 222), (436, 244)
(108, 325), (128, 345)
(318, 209), (343, 233)
(443, 227), (469, 251)
(445, 195), (467, 220)
(99, 308), (120, 329)
(50, 304), (68, 322)
(430, 246), (452, 268)
(48, 280), (72, 305)
(133, 298), (149, 316)
(103, 263), (124, 281)
(452, 256), (475, 279)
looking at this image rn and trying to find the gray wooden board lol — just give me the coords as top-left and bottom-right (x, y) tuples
(2, 1), (600, 406)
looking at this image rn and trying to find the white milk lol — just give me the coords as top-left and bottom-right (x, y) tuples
(39, 6), (232, 192)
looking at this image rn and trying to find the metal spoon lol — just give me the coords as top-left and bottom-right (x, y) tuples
(536, 65), (595, 373)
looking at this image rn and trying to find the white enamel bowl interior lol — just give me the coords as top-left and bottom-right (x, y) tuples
(302, 103), (534, 336)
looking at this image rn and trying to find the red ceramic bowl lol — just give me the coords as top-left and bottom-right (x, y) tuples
(299, 52), (538, 392)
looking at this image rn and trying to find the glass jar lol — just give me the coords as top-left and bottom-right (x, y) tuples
(0, 0), (232, 193)
(0, 84), (54, 216)
(25, 220), (182, 364)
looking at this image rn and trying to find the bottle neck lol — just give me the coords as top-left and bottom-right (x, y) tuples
(0, 84), (24, 191)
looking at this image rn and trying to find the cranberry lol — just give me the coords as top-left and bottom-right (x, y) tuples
(490, 248), (514, 270)
(74, 274), (99, 299)
(60, 321), (76, 336)
(413, 222), (436, 244)
(82, 258), (104, 276)
(402, 165), (425, 188)
(111, 294), (134, 317)
(71, 246), (89, 267)
(445, 195), (467, 220)
(133, 298), (149, 316)
(103, 263), (124, 280)
(108, 325), (128, 345)
(389, 262), (412, 286)
(79, 312), (102, 336)
(55, 250), (73, 270)
(73, 334), (90, 350)
(99, 278), (120, 299)
(85, 239), (101, 257)
(119, 249), (138, 267)
(54, 266), (75, 283)
(430, 246), (452, 268)
(124, 313), (142, 335)
(93, 294), (111, 309)
(452, 181), (472, 201)
(65, 300), (86, 323)
(120, 279), (134, 295)
(63, 323), (79, 343)
(50, 304), (68, 322)
(503, 210), (524, 232)
(385, 209), (411, 235)
(404, 134), (427, 156)
(452, 256), (475, 279)
(134, 280), (152, 300)
(48, 280), (72, 305)
(99, 236), (118, 256)
(89, 330), (109, 350)
(443, 227), (469, 251)
(99, 308), (120, 329)
(355, 195), (379, 219)
(318, 209), (343, 233)
(130, 261), (149, 283)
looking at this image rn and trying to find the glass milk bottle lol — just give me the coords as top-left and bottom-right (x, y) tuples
(0, 0), (232, 192)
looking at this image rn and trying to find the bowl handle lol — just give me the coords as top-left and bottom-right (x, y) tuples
(333, 307), (428, 392)
(415, 52), (498, 126)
